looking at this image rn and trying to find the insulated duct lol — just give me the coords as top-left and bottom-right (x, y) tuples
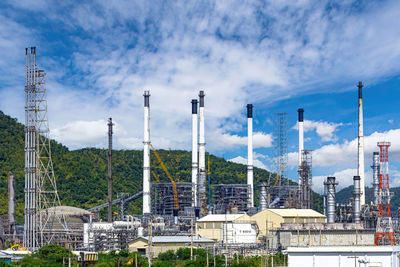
(8, 172), (16, 239)
(142, 91), (151, 214)
(247, 104), (254, 208)
(353, 176), (361, 223)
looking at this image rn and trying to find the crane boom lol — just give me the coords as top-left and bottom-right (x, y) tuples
(273, 163), (286, 187)
(152, 170), (161, 183)
(150, 144), (178, 210)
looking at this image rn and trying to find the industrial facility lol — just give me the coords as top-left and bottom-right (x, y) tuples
(0, 47), (399, 267)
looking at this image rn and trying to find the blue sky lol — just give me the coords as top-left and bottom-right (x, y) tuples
(0, 0), (400, 194)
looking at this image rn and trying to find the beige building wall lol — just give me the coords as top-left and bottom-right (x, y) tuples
(196, 214), (252, 241)
(251, 210), (283, 236)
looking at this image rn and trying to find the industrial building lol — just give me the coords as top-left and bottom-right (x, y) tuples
(128, 236), (215, 258)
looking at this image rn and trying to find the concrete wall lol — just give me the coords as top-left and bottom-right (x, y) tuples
(269, 229), (375, 250)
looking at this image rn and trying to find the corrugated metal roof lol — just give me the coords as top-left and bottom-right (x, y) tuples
(197, 214), (246, 222)
(132, 236), (215, 243)
(267, 209), (326, 218)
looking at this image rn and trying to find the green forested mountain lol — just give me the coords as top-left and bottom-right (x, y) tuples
(0, 111), (323, 223)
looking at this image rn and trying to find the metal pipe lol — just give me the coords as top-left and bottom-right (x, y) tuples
(324, 177), (338, 223)
(198, 91), (207, 216)
(191, 99), (198, 207)
(357, 82), (365, 206)
(353, 175), (361, 223)
(247, 104), (254, 208)
(298, 108), (304, 186)
(372, 152), (380, 205)
(258, 180), (268, 211)
(143, 91), (151, 214)
(108, 118), (113, 222)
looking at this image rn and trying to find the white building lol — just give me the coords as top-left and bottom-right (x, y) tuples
(222, 223), (257, 244)
(287, 246), (400, 267)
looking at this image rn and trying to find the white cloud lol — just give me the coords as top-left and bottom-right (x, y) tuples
(228, 155), (269, 170)
(293, 120), (343, 142)
(217, 131), (273, 149)
(1, 0), (400, 153)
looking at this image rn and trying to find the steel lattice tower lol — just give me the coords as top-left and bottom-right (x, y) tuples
(24, 47), (68, 250)
(273, 113), (288, 186)
(374, 142), (394, 246)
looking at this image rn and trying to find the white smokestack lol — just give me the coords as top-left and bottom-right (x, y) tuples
(247, 104), (254, 208)
(298, 108), (304, 186)
(143, 91), (151, 214)
(357, 82), (365, 206)
(198, 91), (206, 215)
(191, 99), (198, 207)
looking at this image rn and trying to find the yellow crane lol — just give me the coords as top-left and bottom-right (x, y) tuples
(273, 163), (286, 187)
(149, 144), (179, 212)
(152, 170), (161, 183)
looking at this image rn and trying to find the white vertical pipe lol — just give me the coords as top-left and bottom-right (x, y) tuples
(298, 108), (304, 186)
(353, 175), (361, 223)
(191, 99), (198, 207)
(357, 82), (365, 206)
(247, 104), (254, 208)
(198, 91), (206, 212)
(143, 91), (151, 214)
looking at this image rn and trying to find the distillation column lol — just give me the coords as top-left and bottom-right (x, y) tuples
(143, 91), (151, 215)
(324, 177), (338, 223)
(353, 176), (361, 223)
(191, 99), (198, 208)
(247, 104), (254, 208)
(357, 82), (365, 206)
(372, 152), (380, 205)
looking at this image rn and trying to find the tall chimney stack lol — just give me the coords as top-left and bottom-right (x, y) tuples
(247, 104), (254, 208)
(8, 172), (16, 240)
(108, 118), (113, 222)
(198, 90), (207, 215)
(353, 175), (361, 223)
(191, 99), (198, 208)
(298, 108), (304, 186)
(143, 91), (151, 215)
(357, 81), (365, 206)
(372, 152), (380, 205)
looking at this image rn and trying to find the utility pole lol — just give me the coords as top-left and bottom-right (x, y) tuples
(108, 118), (113, 222)
(190, 218), (193, 260)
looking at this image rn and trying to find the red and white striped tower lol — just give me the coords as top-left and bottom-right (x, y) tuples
(374, 141), (394, 246)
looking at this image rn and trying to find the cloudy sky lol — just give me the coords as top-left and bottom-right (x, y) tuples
(1, 0), (400, 194)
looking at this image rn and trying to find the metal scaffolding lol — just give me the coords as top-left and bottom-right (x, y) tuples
(152, 183), (193, 216)
(299, 150), (312, 209)
(266, 186), (300, 209)
(24, 47), (69, 250)
(213, 184), (250, 214)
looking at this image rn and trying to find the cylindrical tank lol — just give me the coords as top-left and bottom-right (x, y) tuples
(353, 176), (361, 223)
(258, 180), (268, 211)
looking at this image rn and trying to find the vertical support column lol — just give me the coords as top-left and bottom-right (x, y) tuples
(108, 118), (113, 222)
(191, 99), (198, 208)
(357, 82), (365, 206)
(198, 91), (206, 216)
(353, 176), (361, 223)
(143, 91), (151, 215)
(247, 104), (254, 208)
